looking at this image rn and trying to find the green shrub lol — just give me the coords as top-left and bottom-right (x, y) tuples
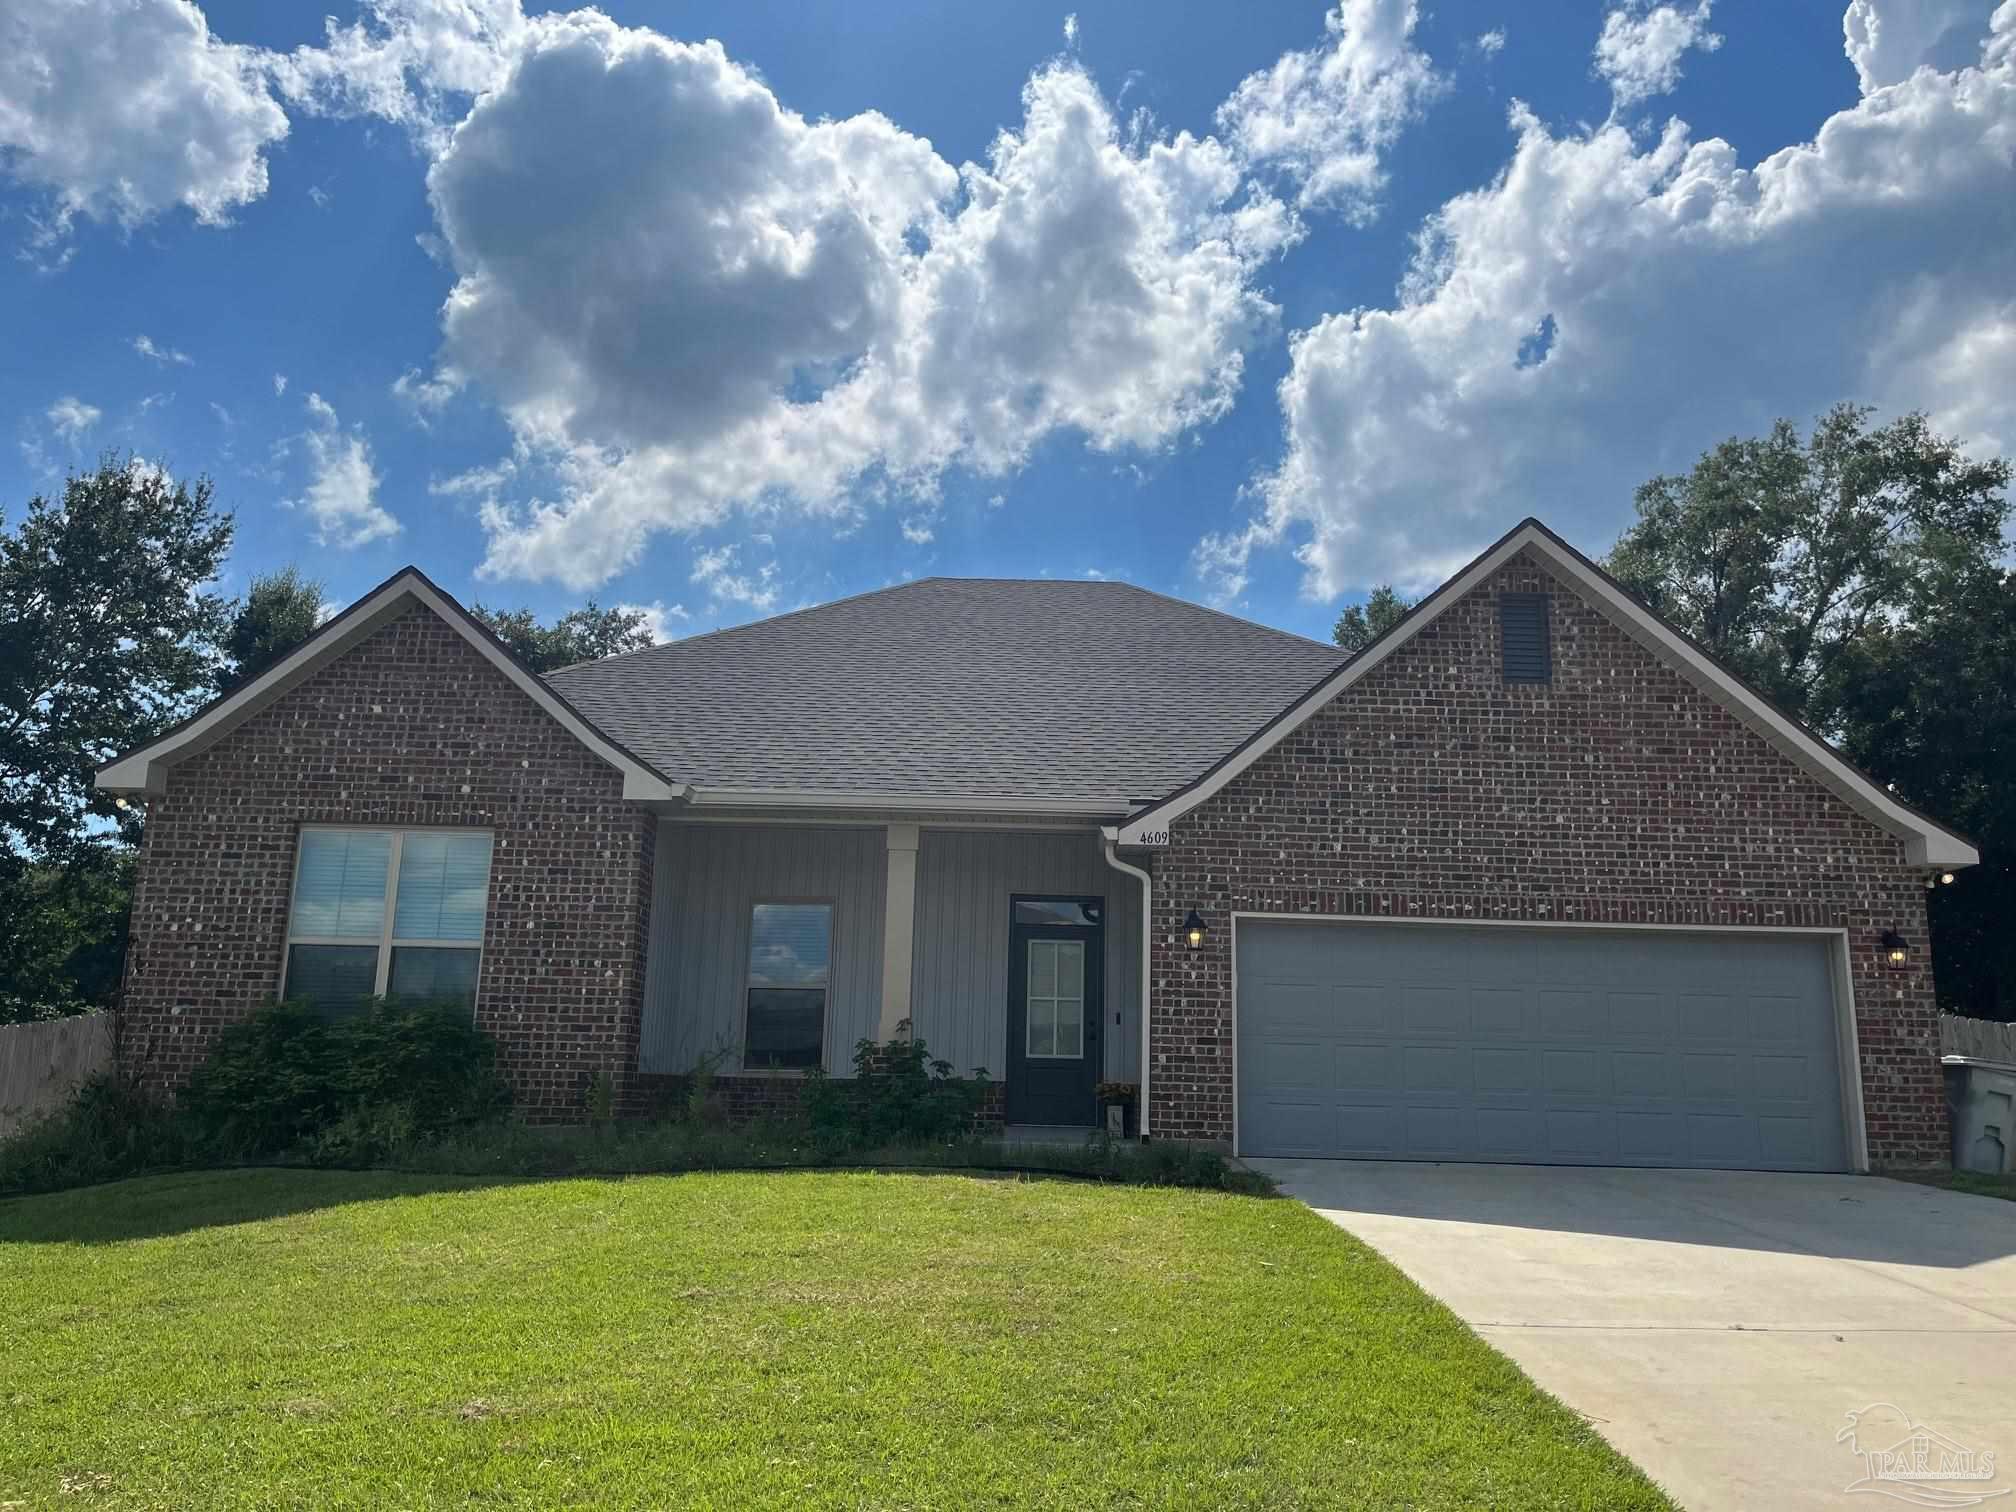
(0, 1074), (194, 1197)
(800, 1021), (991, 1148)
(178, 999), (509, 1160)
(388, 1116), (1268, 1194)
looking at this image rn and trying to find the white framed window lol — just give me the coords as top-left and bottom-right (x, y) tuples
(282, 827), (494, 1016)
(744, 901), (831, 1070)
(1024, 938), (1086, 1059)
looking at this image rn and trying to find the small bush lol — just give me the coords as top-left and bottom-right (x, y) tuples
(179, 999), (509, 1160)
(800, 1022), (991, 1148)
(0, 1074), (193, 1196)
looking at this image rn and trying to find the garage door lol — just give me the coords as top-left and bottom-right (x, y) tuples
(1237, 921), (1851, 1170)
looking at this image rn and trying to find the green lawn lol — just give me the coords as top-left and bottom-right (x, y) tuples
(0, 1169), (1670, 1509)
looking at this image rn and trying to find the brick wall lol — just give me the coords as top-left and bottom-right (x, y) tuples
(120, 603), (654, 1120)
(1147, 549), (1947, 1167)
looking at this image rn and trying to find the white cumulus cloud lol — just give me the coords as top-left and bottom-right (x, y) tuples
(1199, 0), (2016, 603)
(292, 393), (401, 548)
(271, 0), (527, 152)
(45, 396), (100, 441)
(691, 545), (780, 612)
(0, 0), (288, 252)
(409, 13), (1294, 588)
(617, 599), (688, 644)
(1844, 0), (1998, 91)
(1593, 2), (1722, 110)
(1216, 0), (1445, 218)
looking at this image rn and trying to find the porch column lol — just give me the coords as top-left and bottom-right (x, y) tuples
(879, 823), (920, 1038)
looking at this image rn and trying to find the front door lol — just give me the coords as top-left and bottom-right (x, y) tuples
(1006, 896), (1103, 1126)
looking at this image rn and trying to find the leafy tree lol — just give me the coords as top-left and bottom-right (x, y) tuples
(1828, 568), (2016, 1019)
(470, 600), (657, 673)
(0, 455), (234, 861)
(0, 851), (134, 1025)
(1607, 404), (2010, 716)
(221, 566), (327, 690)
(0, 457), (233, 1018)
(1609, 407), (2014, 1019)
(1333, 585), (1412, 652)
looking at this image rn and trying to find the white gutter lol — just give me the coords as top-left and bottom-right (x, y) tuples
(1100, 834), (1152, 1141)
(690, 787), (1134, 818)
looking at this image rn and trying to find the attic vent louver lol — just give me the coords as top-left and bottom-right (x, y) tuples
(1499, 591), (1551, 684)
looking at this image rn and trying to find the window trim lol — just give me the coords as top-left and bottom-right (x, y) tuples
(741, 896), (834, 1073)
(280, 824), (494, 1016)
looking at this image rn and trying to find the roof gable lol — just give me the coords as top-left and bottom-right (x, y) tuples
(94, 567), (684, 802)
(1113, 518), (1978, 869)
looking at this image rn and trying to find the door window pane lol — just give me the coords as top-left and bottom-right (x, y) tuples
(1014, 899), (1102, 927)
(1029, 939), (1057, 997)
(285, 944), (380, 1016)
(388, 946), (482, 1010)
(289, 830), (390, 938)
(393, 833), (494, 941)
(1025, 939), (1085, 1059)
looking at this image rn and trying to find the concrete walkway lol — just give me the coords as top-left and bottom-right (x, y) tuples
(1254, 1160), (2016, 1512)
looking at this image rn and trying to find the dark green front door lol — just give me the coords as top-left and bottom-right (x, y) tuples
(1006, 897), (1103, 1126)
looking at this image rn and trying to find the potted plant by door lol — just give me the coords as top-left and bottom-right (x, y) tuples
(1095, 1081), (1139, 1137)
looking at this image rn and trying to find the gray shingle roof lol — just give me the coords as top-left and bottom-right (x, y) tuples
(543, 578), (1345, 808)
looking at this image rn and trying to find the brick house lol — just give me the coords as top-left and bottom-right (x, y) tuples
(96, 519), (1974, 1169)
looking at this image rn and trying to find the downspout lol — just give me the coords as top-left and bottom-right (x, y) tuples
(1101, 833), (1152, 1141)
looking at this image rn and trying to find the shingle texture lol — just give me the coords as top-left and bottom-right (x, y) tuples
(544, 578), (1346, 805)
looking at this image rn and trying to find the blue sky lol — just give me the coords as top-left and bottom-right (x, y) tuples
(3, 0), (2011, 645)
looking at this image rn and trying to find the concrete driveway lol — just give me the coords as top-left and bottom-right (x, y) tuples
(1254, 1160), (2016, 1512)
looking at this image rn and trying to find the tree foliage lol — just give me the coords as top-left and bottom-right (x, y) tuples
(1609, 406), (2015, 1018)
(221, 566), (327, 690)
(1333, 585), (1412, 652)
(0, 850), (134, 1025)
(0, 458), (234, 1018)
(1607, 404), (2010, 717)
(1827, 566), (2016, 1019)
(470, 600), (657, 673)
(0, 456), (234, 861)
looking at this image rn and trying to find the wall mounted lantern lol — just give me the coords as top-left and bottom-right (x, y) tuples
(1183, 910), (1207, 950)
(1879, 929), (1910, 968)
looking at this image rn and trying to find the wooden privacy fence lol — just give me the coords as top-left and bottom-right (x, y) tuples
(0, 1014), (114, 1138)
(1942, 1014), (2016, 1066)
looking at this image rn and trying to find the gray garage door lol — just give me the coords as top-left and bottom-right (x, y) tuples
(1237, 921), (1850, 1170)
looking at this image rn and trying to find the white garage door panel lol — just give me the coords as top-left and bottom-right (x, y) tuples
(1237, 922), (1851, 1171)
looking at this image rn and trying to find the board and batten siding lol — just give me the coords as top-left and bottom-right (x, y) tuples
(640, 822), (886, 1075)
(910, 828), (1142, 1082)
